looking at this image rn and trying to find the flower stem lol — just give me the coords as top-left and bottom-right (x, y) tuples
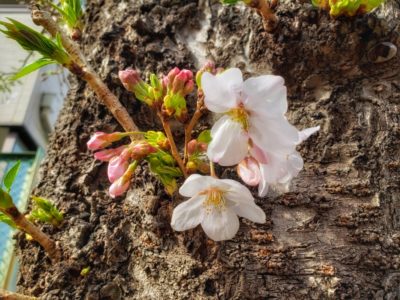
(2, 205), (60, 261)
(210, 161), (217, 178)
(31, 9), (141, 137)
(157, 111), (188, 178)
(184, 94), (204, 163)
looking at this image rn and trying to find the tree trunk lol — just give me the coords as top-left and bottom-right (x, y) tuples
(16, 0), (400, 299)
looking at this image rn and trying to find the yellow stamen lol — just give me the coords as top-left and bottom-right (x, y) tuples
(227, 105), (250, 131)
(201, 188), (226, 212)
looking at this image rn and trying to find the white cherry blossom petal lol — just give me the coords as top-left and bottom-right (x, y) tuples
(222, 178), (255, 204)
(258, 179), (269, 197)
(243, 75), (288, 116)
(202, 68), (243, 113)
(201, 209), (240, 241)
(249, 115), (299, 154)
(179, 174), (214, 197)
(171, 195), (205, 231)
(207, 116), (249, 166)
(231, 201), (266, 223)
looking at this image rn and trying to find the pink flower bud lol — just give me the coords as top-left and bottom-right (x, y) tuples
(109, 162), (137, 198)
(130, 141), (157, 160)
(183, 80), (194, 95)
(187, 140), (207, 155)
(87, 132), (125, 151)
(180, 69), (193, 80)
(172, 71), (186, 93)
(165, 67), (180, 88)
(107, 150), (130, 182)
(172, 69), (193, 94)
(109, 176), (130, 198)
(237, 157), (261, 186)
(195, 61), (217, 88)
(187, 140), (198, 155)
(94, 145), (127, 161)
(168, 67), (181, 78)
(198, 142), (208, 152)
(119, 69), (142, 91)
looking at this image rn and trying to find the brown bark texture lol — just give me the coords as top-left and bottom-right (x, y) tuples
(15, 0), (400, 299)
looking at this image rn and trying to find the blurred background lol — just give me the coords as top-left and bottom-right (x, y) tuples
(0, 0), (68, 291)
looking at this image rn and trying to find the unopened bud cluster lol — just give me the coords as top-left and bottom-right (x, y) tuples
(119, 67), (194, 122)
(87, 132), (156, 197)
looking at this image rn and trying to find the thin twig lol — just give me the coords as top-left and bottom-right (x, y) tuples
(184, 94), (204, 163)
(2, 206), (60, 261)
(31, 9), (140, 136)
(247, 0), (278, 31)
(0, 289), (38, 300)
(157, 111), (188, 178)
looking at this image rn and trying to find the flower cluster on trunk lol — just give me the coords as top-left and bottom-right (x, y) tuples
(87, 64), (319, 241)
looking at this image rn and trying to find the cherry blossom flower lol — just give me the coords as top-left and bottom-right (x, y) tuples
(171, 174), (266, 241)
(201, 68), (299, 166)
(238, 127), (320, 196)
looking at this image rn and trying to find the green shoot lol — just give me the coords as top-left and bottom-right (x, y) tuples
(29, 196), (63, 227)
(51, 0), (84, 33)
(0, 19), (71, 79)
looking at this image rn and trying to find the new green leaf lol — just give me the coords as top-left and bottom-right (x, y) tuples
(12, 58), (55, 80)
(0, 212), (16, 228)
(0, 18), (71, 79)
(3, 161), (20, 192)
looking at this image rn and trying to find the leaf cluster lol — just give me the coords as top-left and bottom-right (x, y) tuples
(0, 19), (71, 79)
(51, 0), (84, 31)
(29, 196), (63, 227)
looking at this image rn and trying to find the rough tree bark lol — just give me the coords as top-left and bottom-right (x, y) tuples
(15, 0), (400, 299)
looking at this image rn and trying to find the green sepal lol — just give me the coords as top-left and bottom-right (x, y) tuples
(144, 131), (168, 148)
(2, 161), (20, 192)
(146, 150), (183, 194)
(163, 94), (187, 118)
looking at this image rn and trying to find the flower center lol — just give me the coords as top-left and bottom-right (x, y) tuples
(201, 188), (226, 212)
(227, 105), (249, 131)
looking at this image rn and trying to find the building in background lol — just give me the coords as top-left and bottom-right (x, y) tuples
(0, 2), (68, 291)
